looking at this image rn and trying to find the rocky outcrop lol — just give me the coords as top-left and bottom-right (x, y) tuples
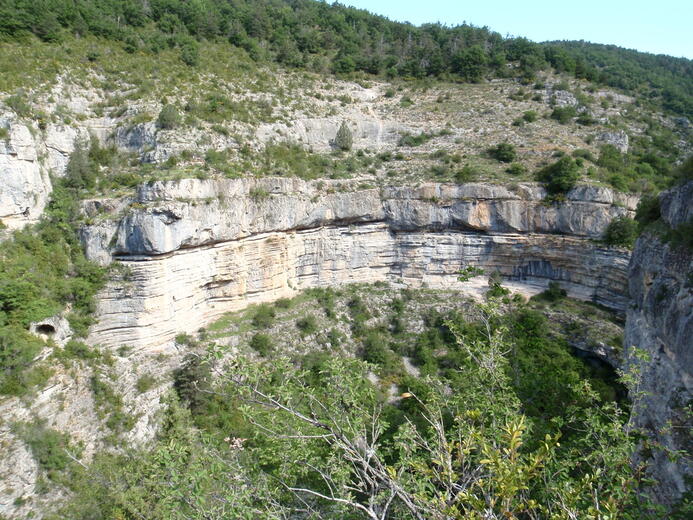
(596, 130), (629, 153)
(624, 181), (693, 507)
(0, 114), (93, 230)
(0, 116), (52, 228)
(81, 179), (634, 351)
(256, 118), (413, 152)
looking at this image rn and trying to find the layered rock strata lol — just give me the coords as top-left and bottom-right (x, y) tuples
(625, 181), (693, 506)
(81, 179), (635, 351)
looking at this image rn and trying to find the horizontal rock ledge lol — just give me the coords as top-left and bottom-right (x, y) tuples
(81, 179), (633, 352)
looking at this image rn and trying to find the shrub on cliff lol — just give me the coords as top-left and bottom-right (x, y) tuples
(249, 333), (273, 356)
(65, 140), (96, 190)
(157, 104), (181, 130)
(488, 142), (516, 162)
(603, 216), (639, 248)
(550, 105), (577, 124)
(333, 121), (353, 151)
(536, 281), (567, 302)
(535, 156), (581, 195)
(252, 304), (276, 329)
(635, 194), (661, 230)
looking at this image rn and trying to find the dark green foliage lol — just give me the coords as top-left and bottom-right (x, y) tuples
(674, 155), (693, 183)
(535, 281), (567, 302)
(545, 41), (693, 118)
(249, 333), (273, 356)
(0, 1), (689, 117)
(179, 37), (199, 66)
(135, 374), (156, 393)
(347, 295), (370, 336)
(296, 315), (318, 336)
(65, 140), (97, 190)
(597, 144), (625, 172)
(635, 194), (661, 229)
(63, 340), (98, 360)
(398, 132), (434, 147)
(239, 142), (374, 180)
(535, 156), (581, 195)
(488, 142), (516, 163)
(454, 164), (478, 183)
(576, 112), (596, 126)
(90, 374), (134, 432)
(333, 121), (353, 151)
(157, 104), (181, 129)
(506, 163), (527, 175)
(173, 354), (211, 414)
(251, 303), (275, 329)
(361, 329), (401, 375)
(603, 216), (639, 248)
(487, 270), (510, 298)
(522, 110), (538, 122)
(451, 44), (487, 82)
(0, 326), (46, 395)
(326, 328), (343, 347)
(550, 105), (577, 124)
(308, 287), (337, 318)
(508, 309), (592, 421)
(587, 131), (679, 192)
(572, 148), (595, 162)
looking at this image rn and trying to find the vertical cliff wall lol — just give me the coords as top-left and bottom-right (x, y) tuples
(625, 181), (693, 507)
(80, 179), (635, 351)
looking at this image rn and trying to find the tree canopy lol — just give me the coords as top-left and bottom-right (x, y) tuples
(1, 0), (691, 117)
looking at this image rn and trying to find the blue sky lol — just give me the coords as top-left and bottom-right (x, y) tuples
(341, 1), (693, 59)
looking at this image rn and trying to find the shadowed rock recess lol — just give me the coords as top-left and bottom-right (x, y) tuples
(80, 178), (635, 351)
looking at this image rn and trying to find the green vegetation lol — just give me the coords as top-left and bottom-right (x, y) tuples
(55, 291), (658, 519)
(156, 104), (181, 130)
(62, 339), (99, 361)
(506, 162), (527, 175)
(14, 421), (78, 480)
(488, 142), (517, 163)
(296, 315), (318, 336)
(0, 326), (51, 395)
(604, 216), (639, 248)
(534, 281), (568, 302)
(0, 152), (106, 395)
(0, 1), (689, 120)
(522, 109), (538, 122)
(550, 105), (577, 124)
(333, 120), (353, 151)
(535, 156), (581, 195)
(249, 333), (274, 356)
(398, 131), (436, 147)
(90, 374), (135, 433)
(251, 303), (276, 329)
(593, 143), (678, 193)
(135, 373), (157, 393)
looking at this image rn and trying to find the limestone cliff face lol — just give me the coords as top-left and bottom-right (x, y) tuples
(0, 112), (97, 229)
(625, 181), (693, 507)
(81, 179), (634, 351)
(0, 115), (52, 228)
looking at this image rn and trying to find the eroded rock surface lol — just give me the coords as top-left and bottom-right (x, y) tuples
(81, 179), (634, 351)
(625, 181), (693, 507)
(0, 116), (51, 228)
